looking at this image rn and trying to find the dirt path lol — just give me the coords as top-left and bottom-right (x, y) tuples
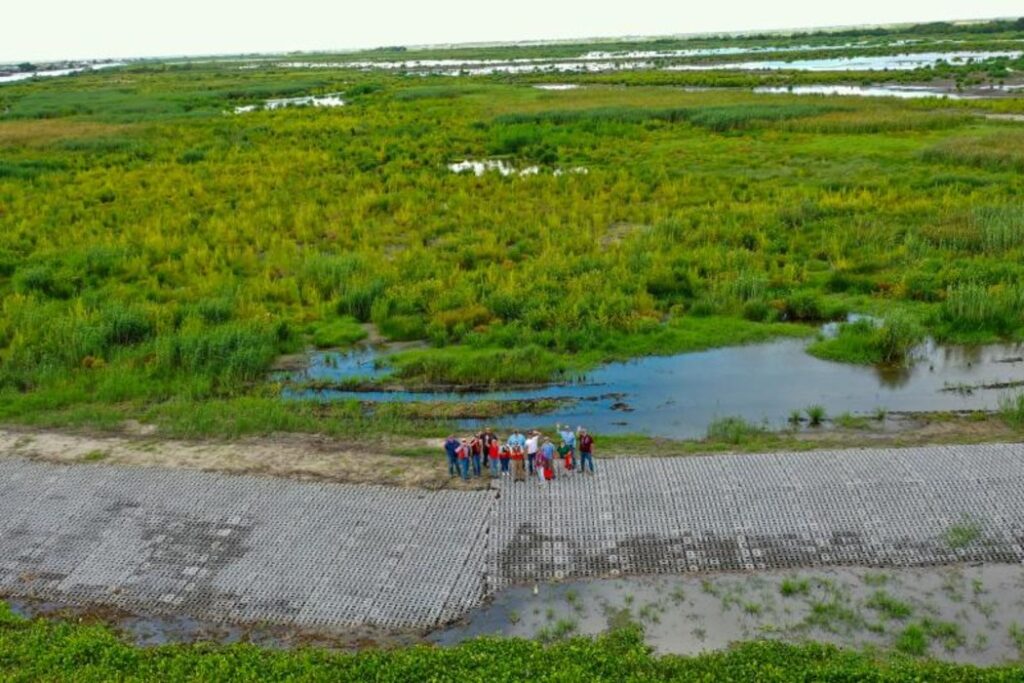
(0, 427), (486, 491)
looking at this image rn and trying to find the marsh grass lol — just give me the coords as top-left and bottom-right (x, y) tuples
(1000, 393), (1024, 430)
(705, 416), (764, 445)
(2, 51), (1024, 432)
(808, 313), (923, 366)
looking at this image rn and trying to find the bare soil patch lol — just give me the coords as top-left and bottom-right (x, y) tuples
(0, 427), (486, 491)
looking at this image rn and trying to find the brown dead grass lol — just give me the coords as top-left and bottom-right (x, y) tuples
(0, 119), (130, 148)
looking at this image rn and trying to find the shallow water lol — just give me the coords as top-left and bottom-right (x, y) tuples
(432, 564), (1024, 664)
(234, 93), (344, 114)
(277, 50), (1019, 76)
(0, 61), (125, 85)
(669, 51), (1022, 72)
(447, 159), (587, 176)
(752, 84), (976, 99)
(277, 331), (1024, 439)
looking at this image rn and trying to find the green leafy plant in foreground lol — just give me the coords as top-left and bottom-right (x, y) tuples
(0, 604), (1020, 681)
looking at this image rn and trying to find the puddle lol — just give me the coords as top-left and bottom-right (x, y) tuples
(276, 326), (1024, 438)
(448, 159), (539, 176)
(753, 84), (977, 99)
(0, 61), (125, 85)
(233, 93), (345, 114)
(433, 564), (1024, 664)
(668, 51), (1022, 72)
(3, 597), (410, 650)
(533, 84), (580, 90)
(447, 160), (588, 177)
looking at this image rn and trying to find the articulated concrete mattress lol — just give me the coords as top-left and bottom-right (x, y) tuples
(1, 443), (1023, 630)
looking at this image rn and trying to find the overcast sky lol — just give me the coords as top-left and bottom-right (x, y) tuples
(2, 1), (1021, 63)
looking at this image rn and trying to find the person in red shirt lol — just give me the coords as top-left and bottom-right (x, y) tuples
(511, 444), (525, 482)
(488, 438), (501, 477)
(579, 428), (595, 474)
(470, 436), (483, 477)
(456, 438), (470, 480)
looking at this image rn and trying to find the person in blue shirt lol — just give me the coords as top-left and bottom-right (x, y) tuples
(443, 435), (459, 477)
(539, 438), (556, 481)
(557, 424), (575, 449)
(507, 429), (526, 451)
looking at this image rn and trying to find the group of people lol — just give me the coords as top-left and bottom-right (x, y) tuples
(443, 424), (595, 482)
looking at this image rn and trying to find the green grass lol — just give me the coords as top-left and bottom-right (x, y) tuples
(808, 314), (924, 366)
(307, 316), (368, 349)
(705, 416), (764, 445)
(944, 519), (983, 550)
(805, 405), (827, 427)
(79, 449), (108, 462)
(1, 604), (1020, 681)
(1000, 392), (1024, 430)
(895, 623), (929, 656)
(780, 577), (811, 597)
(865, 590), (914, 620)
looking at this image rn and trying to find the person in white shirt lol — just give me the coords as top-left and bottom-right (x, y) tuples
(525, 431), (540, 476)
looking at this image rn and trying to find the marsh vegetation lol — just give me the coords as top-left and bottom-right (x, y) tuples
(1, 20), (1023, 438)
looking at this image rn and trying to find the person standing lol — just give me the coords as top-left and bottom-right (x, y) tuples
(456, 438), (470, 481)
(470, 434), (483, 477)
(444, 435), (460, 477)
(525, 430), (539, 476)
(558, 439), (574, 472)
(479, 428), (495, 470)
(508, 429), (526, 452)
(579, 428), (595, 474)
(540, 438), (556, 482)
(500, 444), (511, 476)
(489, 437), (501, 477)
(511, 443), (525, 482)
(557, 423), (576, 450)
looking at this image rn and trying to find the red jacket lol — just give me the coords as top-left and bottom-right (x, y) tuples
(579, 434), (594, 453)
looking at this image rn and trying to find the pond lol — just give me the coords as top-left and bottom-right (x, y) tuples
(752, 84), (977, 99)
(432, 563), (1024, 665)
(276, 330), (1024, 439)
